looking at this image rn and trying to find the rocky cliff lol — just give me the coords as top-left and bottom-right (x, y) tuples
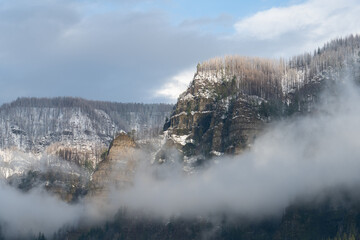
(90, 133), (139, 196)
(165, 70), (265, 158)
(164, 36), (360, 164)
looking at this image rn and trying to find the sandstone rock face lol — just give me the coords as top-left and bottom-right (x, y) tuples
(4, 133), (141, 203)
(90, 133), (138, 197)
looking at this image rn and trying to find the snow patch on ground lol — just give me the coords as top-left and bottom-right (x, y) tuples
(210, 151), (224, 156)
(170, 134), (190, 146)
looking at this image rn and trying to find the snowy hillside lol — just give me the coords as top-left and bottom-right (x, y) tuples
(0, 97), (172, 178)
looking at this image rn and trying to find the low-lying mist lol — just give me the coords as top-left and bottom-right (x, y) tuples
(0, 182), (82, 238)
(2, 76), (360, 238)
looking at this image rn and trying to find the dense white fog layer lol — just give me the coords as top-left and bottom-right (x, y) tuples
(1, 77), (360, 238)
(0, 183), (82, 238)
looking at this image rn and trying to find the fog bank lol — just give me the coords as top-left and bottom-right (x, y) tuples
(0, 183), (82, 238)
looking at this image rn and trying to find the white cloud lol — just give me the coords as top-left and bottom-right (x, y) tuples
(0, 0), (219, 104)
(1, 0), (360, 104)
(234, 0), (360, 52)
(155, 68), (195, 102)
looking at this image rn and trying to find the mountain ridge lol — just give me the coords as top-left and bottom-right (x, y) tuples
(0, 97), (172, 179)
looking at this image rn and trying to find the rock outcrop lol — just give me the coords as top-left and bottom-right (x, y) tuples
(164, 36), (360, 164)
(90, 133), (139, 196)
(164, 70), (265, 161)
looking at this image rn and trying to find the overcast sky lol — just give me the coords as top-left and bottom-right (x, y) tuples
(0, 0), (359, 104)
